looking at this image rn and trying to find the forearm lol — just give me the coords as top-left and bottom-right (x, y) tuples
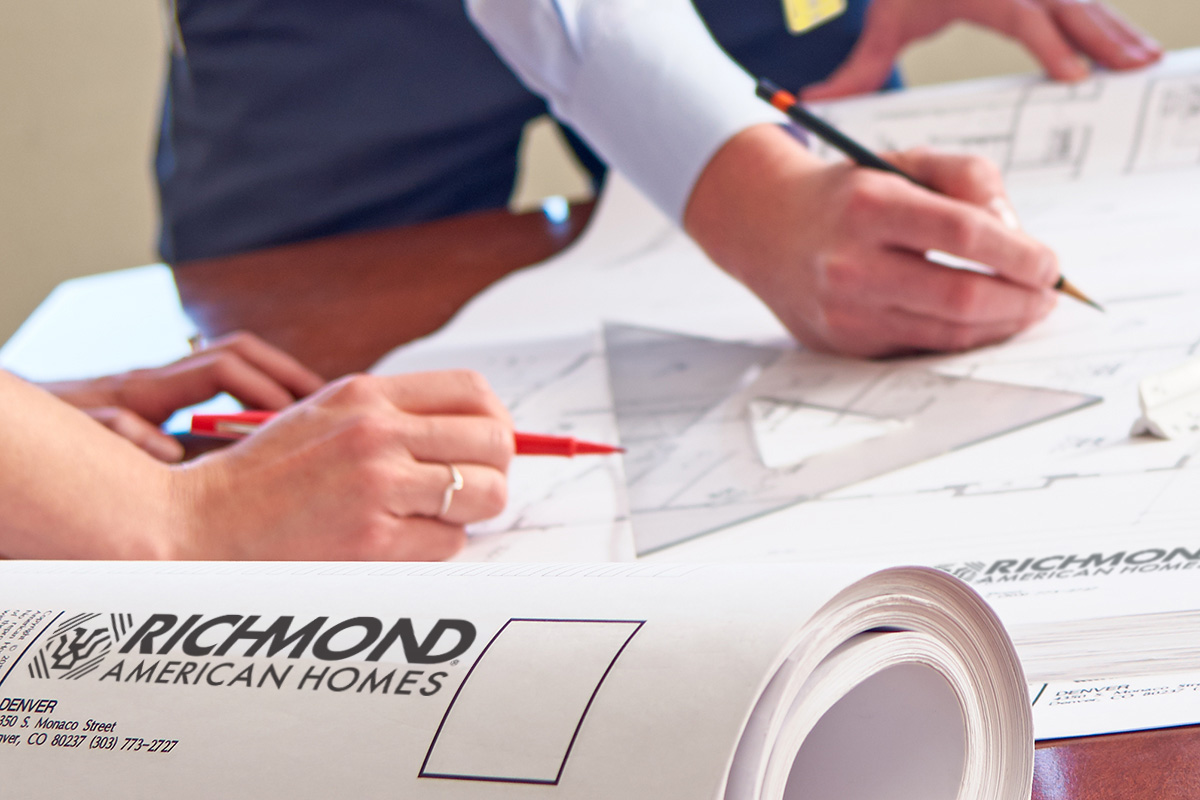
(0, 371), (179, 559)
(684, 123), (825, 283)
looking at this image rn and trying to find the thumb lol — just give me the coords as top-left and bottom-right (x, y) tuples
(801, 29), (903, 101)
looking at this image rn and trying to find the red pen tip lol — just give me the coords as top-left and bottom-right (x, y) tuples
(513, 432), (623, 457)
(571, 440), (625, 455)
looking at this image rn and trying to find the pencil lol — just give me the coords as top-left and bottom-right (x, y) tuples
(756, 78), (1103, 312)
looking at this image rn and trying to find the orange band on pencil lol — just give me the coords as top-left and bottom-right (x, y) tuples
(769, 89), (797, 113)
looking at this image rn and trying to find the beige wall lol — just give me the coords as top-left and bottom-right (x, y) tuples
(0, 2), (164, 345)
(1, 1), (1196, 345)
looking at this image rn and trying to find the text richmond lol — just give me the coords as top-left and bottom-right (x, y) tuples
(117, 614), (475, 664)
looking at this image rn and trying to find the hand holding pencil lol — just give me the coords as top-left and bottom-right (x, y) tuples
(758, 79), (1101, 311)
(683, 109), (1069, 358)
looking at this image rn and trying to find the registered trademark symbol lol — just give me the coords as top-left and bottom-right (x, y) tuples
(451, 660), (459, 666)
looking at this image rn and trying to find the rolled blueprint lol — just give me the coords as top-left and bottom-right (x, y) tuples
(0, 561), (1030, 800)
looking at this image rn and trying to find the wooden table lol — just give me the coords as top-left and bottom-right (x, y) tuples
(172, 205), (1200, 800)
(175, 203), (594, 380)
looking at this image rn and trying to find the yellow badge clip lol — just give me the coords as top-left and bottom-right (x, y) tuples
(782, 0), (847, 34)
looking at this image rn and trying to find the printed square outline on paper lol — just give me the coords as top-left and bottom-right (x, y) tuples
(419, 618), (644, 785)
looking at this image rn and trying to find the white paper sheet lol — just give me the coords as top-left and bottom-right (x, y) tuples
(0, 561), (1031, 800)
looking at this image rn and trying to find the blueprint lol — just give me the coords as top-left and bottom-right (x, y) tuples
(813, 49), (1200, 184)
(370, 50), (1200, 572)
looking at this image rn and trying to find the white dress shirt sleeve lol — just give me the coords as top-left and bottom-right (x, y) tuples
(465, 0), (787, 224)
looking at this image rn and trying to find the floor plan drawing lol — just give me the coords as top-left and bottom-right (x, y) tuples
(814, 50), (1200, 185)
(1127, 74), (1200, 173)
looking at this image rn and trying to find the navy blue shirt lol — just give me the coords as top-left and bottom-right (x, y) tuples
(159, 0), (887, 262)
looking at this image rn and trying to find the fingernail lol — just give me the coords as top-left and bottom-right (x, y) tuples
(1123, 44), (1148, 63)
(1130, 42), (1162, 64)
(988, 197), (1021, 230)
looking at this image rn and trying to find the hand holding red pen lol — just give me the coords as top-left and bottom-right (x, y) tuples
(173, 370), (514, 560)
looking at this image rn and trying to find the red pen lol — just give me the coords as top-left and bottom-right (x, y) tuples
(512, 431), (623, 457)
(189, 412), (623, 456)
(189, 410), (277, 439)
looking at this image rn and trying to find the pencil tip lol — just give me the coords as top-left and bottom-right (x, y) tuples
(1056, 277), (1105, 312)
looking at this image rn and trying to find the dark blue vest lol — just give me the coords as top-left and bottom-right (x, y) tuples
(159, 0), (888, 261)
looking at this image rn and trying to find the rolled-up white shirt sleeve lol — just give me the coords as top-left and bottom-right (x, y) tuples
(465, 0), (787, 224)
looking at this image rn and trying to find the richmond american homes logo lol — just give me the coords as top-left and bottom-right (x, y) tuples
(26, 612), (475, 697)
(937, 545), (1200, 584)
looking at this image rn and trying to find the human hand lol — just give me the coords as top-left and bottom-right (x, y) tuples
(169, 370), (514, 561)
(803, 0), (1163, 101)
(43, 331), (324, 463)
(684, 124), (1059, 358)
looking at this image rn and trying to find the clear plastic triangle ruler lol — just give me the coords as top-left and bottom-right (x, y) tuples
(604, 323), (1100, 556)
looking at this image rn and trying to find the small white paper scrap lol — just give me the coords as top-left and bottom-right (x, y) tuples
(1131, 357), (1200, 439)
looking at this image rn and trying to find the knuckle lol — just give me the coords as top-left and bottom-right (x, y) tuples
(330, 373), (380, 406)
(338, 414), (395, 458)
(843, 173), (890, 219)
